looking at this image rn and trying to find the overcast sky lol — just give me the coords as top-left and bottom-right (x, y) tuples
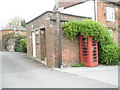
(0, 0), (119, 29)
(0, 0), (55, 29)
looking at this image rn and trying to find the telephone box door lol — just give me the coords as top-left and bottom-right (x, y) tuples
(80, 36), (98, 67)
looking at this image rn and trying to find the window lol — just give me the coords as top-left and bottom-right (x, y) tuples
(108, 30), (113, 36)
(106, 7), (115, 22)
(36, 30), (40, 44)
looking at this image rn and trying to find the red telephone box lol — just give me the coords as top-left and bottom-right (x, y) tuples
(80, 36), (98, 67)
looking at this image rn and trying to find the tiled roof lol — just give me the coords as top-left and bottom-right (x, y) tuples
(53, 0), (89, 10)
(0, 25), (26, 31)
(53, 0), (120, 11)
(26, 11), (91, 24)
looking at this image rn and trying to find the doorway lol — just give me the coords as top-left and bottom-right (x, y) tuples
(40, 28), (46, 61)
(32, 32), (36, 57)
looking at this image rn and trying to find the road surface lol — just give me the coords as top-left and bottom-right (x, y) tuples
(1, 51), (117, 88)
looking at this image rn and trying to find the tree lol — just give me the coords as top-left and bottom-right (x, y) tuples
(9, 16), (26, 27)
(21, 20), (26, 27)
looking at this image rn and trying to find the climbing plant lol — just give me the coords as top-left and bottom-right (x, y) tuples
(62, 19), (119, 65)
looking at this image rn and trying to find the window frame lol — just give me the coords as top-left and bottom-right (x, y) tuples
(106, 7), (115, 22)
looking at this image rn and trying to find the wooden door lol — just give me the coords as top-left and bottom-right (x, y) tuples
(40, 29), (46, 61)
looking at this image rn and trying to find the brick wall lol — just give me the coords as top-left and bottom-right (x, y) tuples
(62, 35), (80, 66)
(26, 11), (88, 67)
(1, 33), (15, 51)
(26, 12), (56, 67)
(97, 2), (119, 43)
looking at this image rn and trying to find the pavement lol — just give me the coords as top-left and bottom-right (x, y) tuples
(54, 65), (118, 87)
(1, 51), (119, 88)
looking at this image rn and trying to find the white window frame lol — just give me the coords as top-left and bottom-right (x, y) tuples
(106, 7), (115, 22)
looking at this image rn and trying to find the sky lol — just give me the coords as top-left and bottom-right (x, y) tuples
(0, 0), (55, 29)
(0, 0), (119, 29)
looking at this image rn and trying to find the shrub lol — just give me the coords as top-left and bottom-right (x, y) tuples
(118, 47), (120, 63)
(99, 44), (119, 65)
(14, 35), (24, 52)
(62, 19), (119, 65)
(19, 38), (27, 52)
(72, 63), (85, 67)
(14, 35), (27, 52)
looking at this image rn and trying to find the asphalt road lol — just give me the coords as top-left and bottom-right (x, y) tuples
(1, 51), (117, 88)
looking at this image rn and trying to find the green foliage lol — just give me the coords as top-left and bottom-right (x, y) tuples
(63, 19), (110, 40)
(117, 47), (120, 64)
(72, 63), (85, 67)
(99, 44), (119, 65)
(14, 35), (27, 52)
(19, 38), (27, 52)
(14, 35), (24, 52)
(21, 20), (26, 27)
(62, 19), (119, 65)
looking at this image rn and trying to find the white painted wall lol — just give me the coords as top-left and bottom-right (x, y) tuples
(61, 0), (96, 20)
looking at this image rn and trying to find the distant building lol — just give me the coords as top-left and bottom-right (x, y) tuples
(0, 25), (26, 51)
(0, 25), (26, 36)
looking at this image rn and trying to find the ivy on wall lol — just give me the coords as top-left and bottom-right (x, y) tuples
(62, 19), (119, 65)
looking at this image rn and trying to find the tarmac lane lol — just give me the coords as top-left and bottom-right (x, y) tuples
(1, 51), (118, 88)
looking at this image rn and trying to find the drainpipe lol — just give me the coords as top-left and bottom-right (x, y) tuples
(56, 0), (62, 68)
(93, 0), (97, 21)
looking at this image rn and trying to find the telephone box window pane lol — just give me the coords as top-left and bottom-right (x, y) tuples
(93, 54), (96, 56)
(83, 48), (87, 50)
(83, 51), (88, 53)
(93, 51), (96, 53)
(92, 44), (96, 46)
(93, 57), (97, 59)
(92, 41), (96, 43)
(83, 54), (87, 56)
(82, 38), (87, 43)
(93, 60), (97, 62)
(82, 44), (87, 47)
(93, 47), (96, 49)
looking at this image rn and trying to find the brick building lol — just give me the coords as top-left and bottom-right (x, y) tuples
(97, 2), (119, 43)
(26, 1), (119, 68)
(26, 11), (89, 67)
(59, 0), (119, 43)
